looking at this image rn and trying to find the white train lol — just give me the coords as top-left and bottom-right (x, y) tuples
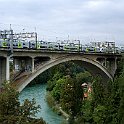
(0, 38), (122, 53)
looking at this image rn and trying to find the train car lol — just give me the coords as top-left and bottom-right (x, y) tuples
(120, 47), (124, 53)
(0, 39), (9, 48)
(29, 40), (36, 49)
(39, 40), (49, 49)
(13, 39), (29, 49)
(22, 41), (29, 48)
(59, 43), (64, 50)
(81, 45), (101, 53)
(61, 43), (79, 51)
(47, 42), (60, 50)
(114, 47), (121, 54)
(13, 39), (23, 48)
(13, 39), (18, 48)
(87, 46), (95, 53)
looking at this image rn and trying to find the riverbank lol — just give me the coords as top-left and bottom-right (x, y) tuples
(46, 92), (70, 119)
(46, 91), (88, 124)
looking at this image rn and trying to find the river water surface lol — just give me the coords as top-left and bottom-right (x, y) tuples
(19, 84), (65, 124)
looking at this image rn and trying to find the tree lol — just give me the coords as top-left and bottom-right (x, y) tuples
(46, 72), (63, 91)
(52, 78), (66, 101)
(0, 83), (46, 124)
(92, 105), (107, 124)
(60, 75), (83, 117)
(60, 76), (76, 116)
(81, 100), (93, 122)
(92, 76), (106, 106)
(118, 74), (124, 124)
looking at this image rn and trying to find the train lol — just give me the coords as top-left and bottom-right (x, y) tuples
(0, 29), (122, 53)
(0, 38), (122, 53)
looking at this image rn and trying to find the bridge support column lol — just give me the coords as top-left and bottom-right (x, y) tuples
(6, 56), (10, 82)
(13, 57), (33, 72)
(0, 58), (6, 87)
(104, 58), (107, 67)
(31, 58), (34, 73)
(25, 58), (32, 72)
(14, 58), (22, 72)
(97, 58), (107, 67)
(0, 57), (10, 87)
(108, 58), (117, 77)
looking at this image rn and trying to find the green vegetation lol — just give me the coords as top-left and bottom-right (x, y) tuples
(46, 59), (124, 124)
(0, 83), (46, 124)
(1, 58), (124, 124)
(81, 58), (124, 124)
(46, 62), (92, 123)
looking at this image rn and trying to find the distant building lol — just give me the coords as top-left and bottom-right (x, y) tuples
(81, 83), (92, 100)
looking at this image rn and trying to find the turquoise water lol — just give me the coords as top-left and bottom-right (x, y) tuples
(19, 84), (65, 124)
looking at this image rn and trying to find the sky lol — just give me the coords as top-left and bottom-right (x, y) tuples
(0, 0), (124, 45)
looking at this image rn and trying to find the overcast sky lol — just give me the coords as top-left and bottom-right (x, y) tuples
(0, 0), (124, 45)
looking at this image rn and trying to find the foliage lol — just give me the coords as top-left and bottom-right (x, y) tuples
(92, 76), (106, 106)
(52, 73), (85, 117)
(90, 76), (120, 124)
(81, 100), (93, 122)
(60, 76), (77, 116)
(47, 58), (124, 124)
(118, 74), (124, 124)
(46, 62), (85, 90)
(92, 105), (107, 124)
(19, 98), (40, 118)
(0, 83), (46, 124)
(37, 58), (124, 124)
(46, 62), (92, 120)
(30, 70), (52, 85)
(84, 57), (124, 124)
(115, 58), (124, 77)
(46, 72), (63, 91)
(52, 78), (66, 101)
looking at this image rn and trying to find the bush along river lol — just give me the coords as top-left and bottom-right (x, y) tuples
(19, 83), (66, 124)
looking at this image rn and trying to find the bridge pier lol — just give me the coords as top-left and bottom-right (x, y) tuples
(14, 58), (21, 71)
(6, 56), (10, 81)
(31, 58), (34, 73)
(97, 58), (107, 67)
(107, 58), (117, 77)
(0, 56), (10, 87)
(97, 57), (118, 77)
(13, 57), (34, 73)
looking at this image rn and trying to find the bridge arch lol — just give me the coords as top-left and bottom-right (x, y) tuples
(17, 55), (113, 92)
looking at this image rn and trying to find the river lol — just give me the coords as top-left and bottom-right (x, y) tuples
(19, 83), (65, 124)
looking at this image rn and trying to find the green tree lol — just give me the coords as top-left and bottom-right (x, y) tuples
(60, 75), (83, 117)
(46, 72), (62, 91)
(52, 78), (66, 101)
(92, 105), (107, 124)
(118, 74), (124, 124)
(0, 83), (46, 124)
(80, 58), (124, 124)
(105, 79), (120, 124)
(92, 76), (106, 106)
(60, 76), (75, 116)
(81, 100), (93, 122)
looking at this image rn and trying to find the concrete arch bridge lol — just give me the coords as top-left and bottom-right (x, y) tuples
(0, 49), (121, 92)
